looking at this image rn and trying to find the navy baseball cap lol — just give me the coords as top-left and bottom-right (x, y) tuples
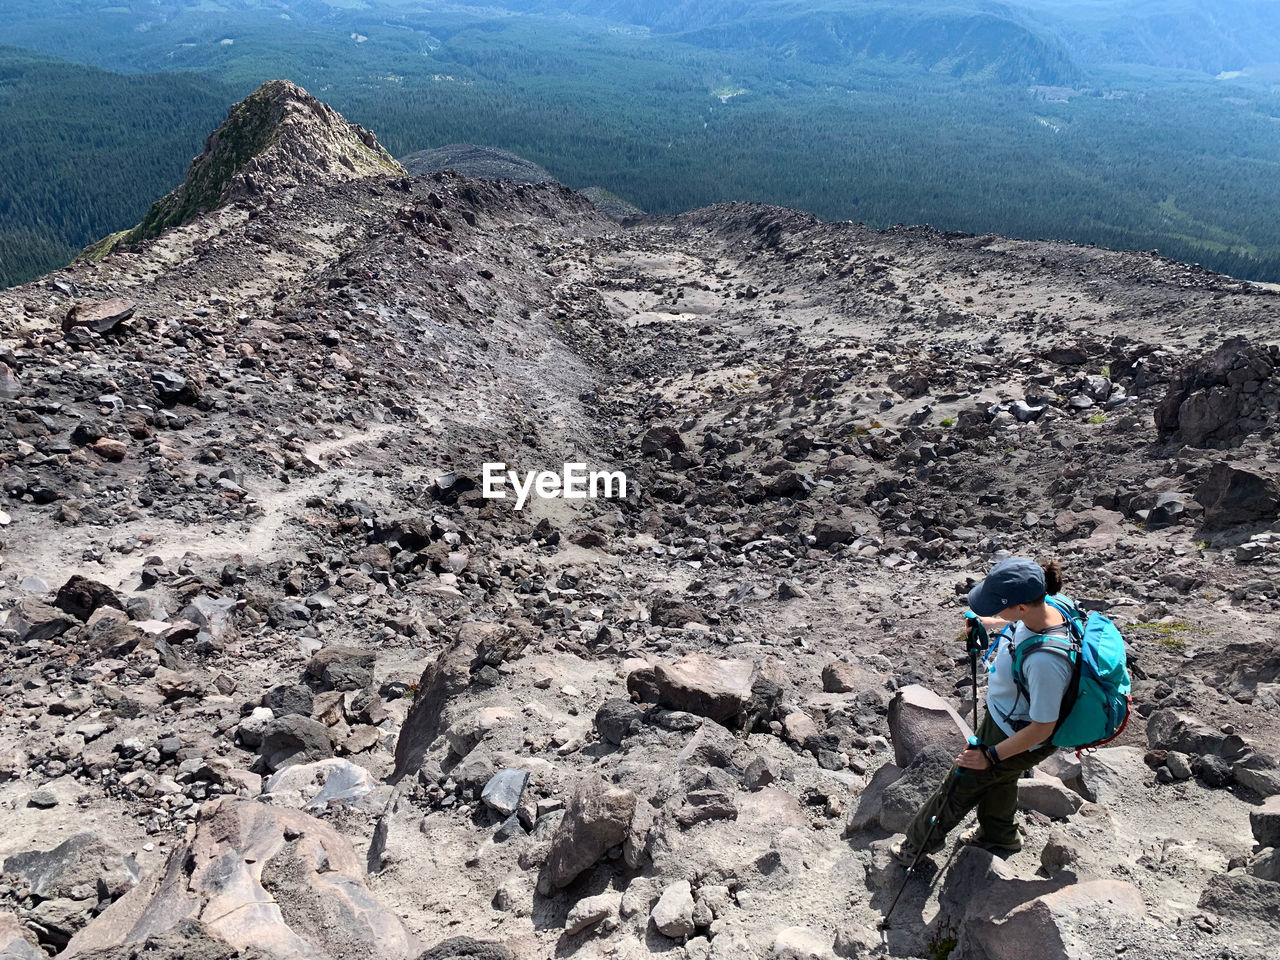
(967, 558), (1046, 616)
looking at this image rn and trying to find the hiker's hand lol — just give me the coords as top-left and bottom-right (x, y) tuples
(956, 745), (990, 770)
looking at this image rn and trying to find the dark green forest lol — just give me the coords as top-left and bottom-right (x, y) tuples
(0, 47), (232, 287)
(3, 2), (1280, 287)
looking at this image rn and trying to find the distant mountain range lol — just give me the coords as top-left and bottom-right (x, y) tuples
(482, 0), (1280, 78)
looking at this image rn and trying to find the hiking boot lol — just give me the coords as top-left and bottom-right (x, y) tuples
(959, 826), (1021, 855)
(889, 837), (940, 866)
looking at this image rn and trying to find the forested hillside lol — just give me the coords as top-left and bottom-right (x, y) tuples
(0, 47), (232, 287)
(3, 2), (1280, 287)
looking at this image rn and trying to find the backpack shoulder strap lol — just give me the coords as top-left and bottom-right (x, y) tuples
(1010, 624), (1082, 737)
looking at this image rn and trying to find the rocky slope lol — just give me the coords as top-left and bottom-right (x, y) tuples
(1, 82), (1279, 960)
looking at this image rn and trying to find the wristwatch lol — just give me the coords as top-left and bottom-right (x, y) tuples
(984, 745), (1001, 769)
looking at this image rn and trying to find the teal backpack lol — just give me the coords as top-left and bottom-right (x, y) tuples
(1007, 595), (1132, 753)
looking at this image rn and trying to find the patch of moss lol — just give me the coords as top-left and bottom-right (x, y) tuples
(1132, 620), (1193, 649)
(79, 229), (129, 262)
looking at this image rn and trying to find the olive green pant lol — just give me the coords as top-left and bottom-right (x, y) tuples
(905, 712), (1057, 851)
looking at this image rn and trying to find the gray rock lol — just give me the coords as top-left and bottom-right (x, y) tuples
(844, 762), (903, 834)
(1165, 751), (1193, 780)
(886, 684), (969, 768)
(1012, 400), (1045, 422)
(178, 595), (237, 647)
(63, 298), (135, 334)
(542, 776), (635, 889)
(62, 799), (416, 958)
(963, 878), (1144, 960)
(1250, 796), (1280, 847)
(675, 719), (738, 769)
(257, 715), (334, 772)
(414, 937), (516, 960)
(1195, 461), (1280, 531)
(306, 645), (376, 692)
(648, 654), (754, 725)
(744, 755), (780, 791)
(150, 369), (198, 406)
(263, 684), (314, 718)
(1197, 873), (1280, 922)
(262, 758), (374, 810)
(879, 744), (953, 833)
(1234, 762), (1280, 798)
(28, 788), (59, 809)
(3, 833), (134, 901)
(595, 699), (643, 745)
(1197, 753), (1233, 788)
(1017, 778), (1084, 819)
(0, 912), (41, 959)
(564, 891), (621, 935)
(236, 707), (274, 749)
(9, 598), (76, 643)
(1077, 747), (1147, 804)
(1146, 708), (1233, 756)
(1248, 847), (1280, 882)
(481, 769), (529, 817)
(650, 596), (707, 628)
(652, 879), (695, 939)
(771, 926), (836, 960)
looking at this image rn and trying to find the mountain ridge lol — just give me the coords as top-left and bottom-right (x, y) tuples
(84, 79), (403, 261)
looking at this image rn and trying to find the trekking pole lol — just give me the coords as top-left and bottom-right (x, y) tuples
(964, 614), (988, 735)
(878, 736), (980, 933)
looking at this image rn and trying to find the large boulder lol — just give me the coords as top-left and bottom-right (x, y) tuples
(1077, 747), (1148, 804)
(1251, 795), (1280, 847)
(963, 878), (1145, 960)
(3, 833), (134, 902)
(878, 744), (954, 834)
(179, 595), (238, 647)
(63, 298), (136, 335)
(541, 777), (636, 889)
(257, 715), (334, 772)
(647, 654), (755, 725)
(62, 799), (417, 959)
(1195, 462), (1280, 531)
(8, 598), (76, 643)
(843, 762), (903, 834)
(54, 576), (124, 622)
(595, 699), (644, 745)
(886, 684), (970, 767)
(1017, 777), (1084, 820)
(1145, 708), (1242, 757)
(393, 621), (509, 779)
(1155, 338), (1278, 448)
(305, 646), (375, 692)
(261, 758), (374, 810)
(1197, 874), (1280, 922)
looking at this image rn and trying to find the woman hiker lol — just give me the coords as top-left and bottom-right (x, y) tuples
(890, 556), (1075, 863)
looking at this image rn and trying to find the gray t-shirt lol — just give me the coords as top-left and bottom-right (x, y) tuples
(985, 607), (1076, 745)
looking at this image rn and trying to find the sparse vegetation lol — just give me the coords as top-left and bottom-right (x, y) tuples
(1132, 620), (1194, 649)
(926, 922), (960, 960)
(1088, 412), (1108, 424)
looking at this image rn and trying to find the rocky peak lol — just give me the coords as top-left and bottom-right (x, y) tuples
(86, 79), (403, 256)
